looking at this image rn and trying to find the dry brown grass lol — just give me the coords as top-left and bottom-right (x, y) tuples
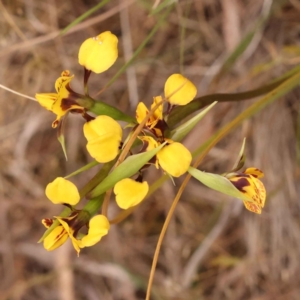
(1, 0), (300, 299)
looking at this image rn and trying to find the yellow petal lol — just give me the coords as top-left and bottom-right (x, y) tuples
(243, 200), (262, 214)
(136, 97), (163, 131)
(54, 70), (74, 95)
(78, 31), (118, 74)
(41, 218), (53, 229)
(45, 177), (80, 205)
(80, 215), (110, 247)
(157, 142), (192, 177)
(70, 235), (81, 256)
(136, 102), (149, 124)
(52, 72), (82, 119)
(83, 116), (122, 163)
(35, 93), (57, 111)
(230, 174), (266, 214)
(114, 178), (149, 209)
(150, 96), (163, 122)
(56, 217), (81, 255)
(244, 167), (264, 178)
(164, 74), (197, 106)
(84, 115), (122, 140)
(43, 225), (68, 251)
(138, 136), (159, 151)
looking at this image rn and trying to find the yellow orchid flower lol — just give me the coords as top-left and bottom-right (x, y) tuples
(136, 96), (166, 137)
(139, 136), (192, 177)
(78, 31), (118, 74)
(228, 168), (266, 214)
(114, 178), (149, 209)
(45, 177), (80, 206)
(83, 115), (123, 163)
(136, 96), (163, 128)
(43, 214), (110, 255)
(35, 70), (85, 128)
(164, 73), (197, 106)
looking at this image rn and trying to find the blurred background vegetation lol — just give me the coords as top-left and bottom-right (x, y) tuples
(1, 0), (300, 299)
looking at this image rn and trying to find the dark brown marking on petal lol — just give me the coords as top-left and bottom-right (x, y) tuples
(70, 108), (85, 116)
(66, 85), (82, 98)
(154, 119), (168, 138)
(55, 226), (67, 240)
(52, 119), (59, 128)
(140, 140), (149, 153)
(231, 177), (251, 193)
(244, 201), (261, 214)
(61, 98), (79, 111)
(42, 218), (53, 228)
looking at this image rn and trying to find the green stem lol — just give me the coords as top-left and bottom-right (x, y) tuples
(87, 97), (135, 123)
(167, 64), (300, 128)
(83, 195), (105, 216)
(79, 159), (117, 198)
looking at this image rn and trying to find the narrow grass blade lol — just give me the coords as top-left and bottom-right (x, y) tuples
(61, 0), (111, 35)
(103, 4), (173, 89)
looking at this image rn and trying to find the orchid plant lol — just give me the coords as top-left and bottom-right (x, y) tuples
(35, 31), (267, 256)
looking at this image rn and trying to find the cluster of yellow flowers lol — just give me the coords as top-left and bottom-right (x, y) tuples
(36, 31), (266, 255)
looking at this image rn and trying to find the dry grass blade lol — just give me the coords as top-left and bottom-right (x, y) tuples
(1, 1), (300, 299)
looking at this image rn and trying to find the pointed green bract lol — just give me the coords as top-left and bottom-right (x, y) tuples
(64, 161), (99, 179)
(188, 166), (250, 202)
(58, 134), (68, 161)
(89, 143), (166, 198)
(170, 102), (217, 142)
(230, 138), (246, 172)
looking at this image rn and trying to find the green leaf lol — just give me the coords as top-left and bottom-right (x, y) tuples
(79, 159), (117, 198)
(64, 160), (99, 179)
(88, 98), (136, 123)
(89, 143), (166, 198)
(170, 102), (217, 142)
(192, 67), (300, 158)
(188, 166), (250, 202)
(167, 64), (300, 128)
